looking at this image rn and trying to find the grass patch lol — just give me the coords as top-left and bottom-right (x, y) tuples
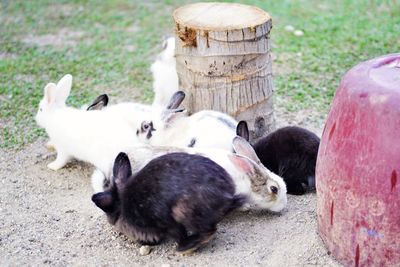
(1, 0), (399, 148)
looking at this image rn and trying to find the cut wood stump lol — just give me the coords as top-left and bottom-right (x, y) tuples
(173, 2), (275, 141)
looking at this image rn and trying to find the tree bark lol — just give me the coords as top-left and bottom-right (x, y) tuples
(173, 2), (275, 142)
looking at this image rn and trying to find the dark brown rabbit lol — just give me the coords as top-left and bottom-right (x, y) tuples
(92, 152), (245, 254)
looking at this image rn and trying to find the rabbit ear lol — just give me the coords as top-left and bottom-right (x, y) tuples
(87, 94), (109, 111)
(55, 74), (72, 103)
(113, 152), (132, 187)
(91, 192), (115, 213)
(228, 154), (255, 175)
(232, 136), (260, 163)
(44, 83), (57, 104)
(161, 108), (185, 124)
(166, 91), (185, 110)
(161, 37), (169, 50)
(236, 121), (250, 142)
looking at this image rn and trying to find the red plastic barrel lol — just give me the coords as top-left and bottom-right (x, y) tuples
(316, 54), (400, 266)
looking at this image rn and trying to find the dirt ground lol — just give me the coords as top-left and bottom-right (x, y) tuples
(0, 104), (341, 266)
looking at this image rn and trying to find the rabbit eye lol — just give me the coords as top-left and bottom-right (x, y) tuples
(141, 122), (149, 131)
(40, 108), (43, 112)
(270, 186), (278, 194)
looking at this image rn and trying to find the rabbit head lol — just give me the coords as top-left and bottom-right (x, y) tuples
(160, 37), (176, 62)
(91, 152), (130, 225)
(137, 91), (186, 142)
(35, 74), (72, 128)
(229, 136), (287, 212)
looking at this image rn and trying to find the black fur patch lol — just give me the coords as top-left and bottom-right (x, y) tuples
(146, 129), (153, 139)
(140, 121), (156, 139)
(166, 91), (185, 110)
(188, 138), (196, 147)
(236, 121), (250, 141)
(87, 94), (109, 111)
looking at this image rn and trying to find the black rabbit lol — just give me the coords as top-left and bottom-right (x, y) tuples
(92, 152), (245, 254)
(237, 122), (320, 195)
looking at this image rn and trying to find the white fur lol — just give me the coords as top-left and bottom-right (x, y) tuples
(148, 110), (238, 151)
(91, 169), (106, 193)
(101, 102), (155, 133)
(151, 37), (179, 107)
(35, 74), (141, 174)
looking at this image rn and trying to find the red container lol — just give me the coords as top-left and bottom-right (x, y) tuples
(316, 54), (400, 266)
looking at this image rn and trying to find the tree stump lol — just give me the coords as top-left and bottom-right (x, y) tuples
(173, 2), (275, 141)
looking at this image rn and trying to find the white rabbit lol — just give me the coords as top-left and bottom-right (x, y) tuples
(151, 37), (179, 108)
(91, 136), (287, 212)
(35, 74), (141, 174)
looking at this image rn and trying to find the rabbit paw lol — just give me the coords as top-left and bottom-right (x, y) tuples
(47, 155), (69, 170)
(47, 161), (65, 171)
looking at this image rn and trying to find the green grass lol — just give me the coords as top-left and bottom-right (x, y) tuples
(1, 0), (399, 148)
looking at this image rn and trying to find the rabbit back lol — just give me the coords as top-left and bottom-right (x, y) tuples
(254, 126), (320, 195)
(46, 108), (138, 174)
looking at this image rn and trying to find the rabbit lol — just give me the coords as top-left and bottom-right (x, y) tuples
(143, 91), (239, 152)
(237, 121), (320, 195)
(92, 152), (246, 254)
(91, 137), (287, 212)
(151, 36), (179, 108)
(35, 74), (141, 174)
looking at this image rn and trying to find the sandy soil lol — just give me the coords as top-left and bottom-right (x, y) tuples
(0, 107), (341, 267)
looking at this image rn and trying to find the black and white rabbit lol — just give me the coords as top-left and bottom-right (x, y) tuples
(92, 152), (245, 254)
(143, 91), (239, 151)
(237, 121), (320, 195)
